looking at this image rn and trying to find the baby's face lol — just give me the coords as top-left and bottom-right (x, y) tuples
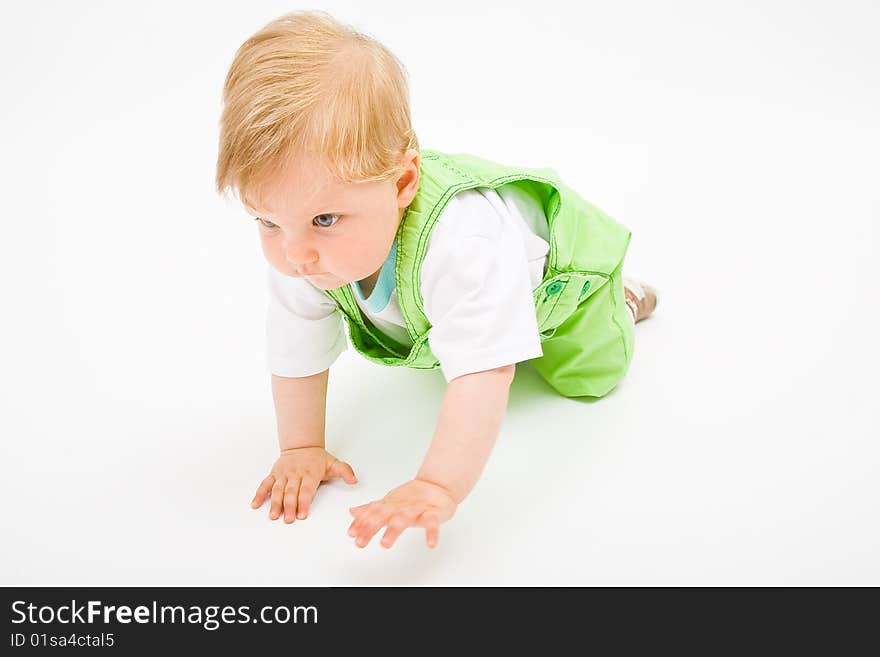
(250, 152), (414, 290)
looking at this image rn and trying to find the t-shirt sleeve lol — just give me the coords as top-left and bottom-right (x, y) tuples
(420, 190), (544, 382)
(265, 265), (347, 377)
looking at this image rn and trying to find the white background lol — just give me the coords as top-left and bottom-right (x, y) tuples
(1, 0), (877, 585)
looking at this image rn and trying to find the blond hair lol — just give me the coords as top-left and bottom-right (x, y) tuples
(215, 10), (419, 212)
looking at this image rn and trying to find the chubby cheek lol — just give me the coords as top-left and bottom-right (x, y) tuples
(257, 234), (344, 287)
(346, 228), (391, 273)
(331, 242), (370, 278)
(259, 235), (293, 276)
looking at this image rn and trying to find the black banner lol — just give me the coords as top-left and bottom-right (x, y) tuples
(1, 587), (874, 651)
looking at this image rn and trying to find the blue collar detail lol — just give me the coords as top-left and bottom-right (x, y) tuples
(351, 238), (397, 313)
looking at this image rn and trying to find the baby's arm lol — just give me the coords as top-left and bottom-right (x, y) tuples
(416, 364), (516, 502)
(252, 370), (358, 522)
(271, 370), (328, 451)
(347, 363), (515, 548)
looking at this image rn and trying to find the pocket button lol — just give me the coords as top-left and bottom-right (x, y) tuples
(547, 281), (564, 295)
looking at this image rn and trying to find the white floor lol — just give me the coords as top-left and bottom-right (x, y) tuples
(1, 1), (877, 586)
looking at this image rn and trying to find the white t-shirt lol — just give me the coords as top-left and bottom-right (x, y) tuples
(266, 184), (551, 382)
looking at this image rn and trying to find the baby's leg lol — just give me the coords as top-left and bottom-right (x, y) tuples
(623, 277), (658, 323)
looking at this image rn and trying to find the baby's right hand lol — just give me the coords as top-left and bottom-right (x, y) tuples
(251, 447), (358, 523)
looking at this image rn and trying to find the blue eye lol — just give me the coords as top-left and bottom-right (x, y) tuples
(314, 214), (339, 228)
(256, 217), (278, 229)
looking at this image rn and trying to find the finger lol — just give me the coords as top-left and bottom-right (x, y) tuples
(296, 476), (319, 520)
(327, 460), (358, 485)
(252, 475), (275, 508)
(268, 478), (286, 520)
(419, 511), (441, 548)
(355, 507), (391, 548)
(283, 477), (301, 523)
(347, 504), (373, 536)
(349, 505), (378, 545)
(425, 526), (440, 549)
(380, 515), (414, 549)
(347, 501), (384, 535)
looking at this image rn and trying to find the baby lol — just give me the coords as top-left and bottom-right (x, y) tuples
(215, 11), (657, 549)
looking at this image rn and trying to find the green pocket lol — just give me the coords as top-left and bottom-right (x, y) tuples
(533, 272), (608, 337)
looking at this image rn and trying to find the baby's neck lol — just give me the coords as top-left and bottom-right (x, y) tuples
(356, 207), (406, 297)
(357, 270), (380, 298)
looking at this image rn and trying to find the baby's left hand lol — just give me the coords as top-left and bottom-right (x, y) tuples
(348, 479), (457, 549)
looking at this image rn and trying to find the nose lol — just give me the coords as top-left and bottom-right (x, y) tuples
(283, 238), (319, 271)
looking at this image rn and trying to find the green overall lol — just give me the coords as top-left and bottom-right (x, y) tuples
(323, 149), (635, 398)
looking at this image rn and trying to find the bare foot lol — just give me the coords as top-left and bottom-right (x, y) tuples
(623, 279), (658, 323)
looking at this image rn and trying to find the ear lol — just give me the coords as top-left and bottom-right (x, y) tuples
(395, 149), (420, 209)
